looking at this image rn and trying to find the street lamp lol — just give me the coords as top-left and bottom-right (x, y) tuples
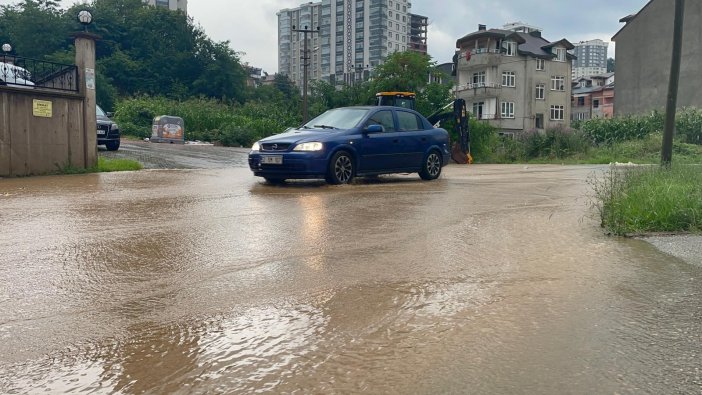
(2, 44), (11, 54)
(78, 10), (93, 32)
(292, 24), (319, 123)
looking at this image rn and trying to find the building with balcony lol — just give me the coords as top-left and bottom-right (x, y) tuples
(572, 73), (614, 121)
(278, 0), (422, 88)
(612, 0), (702, 116)
(571, 39), (608, 79)
(455, 25), (575, 134)
(144, 0), (187, 13)
(409, 13), (428, 54)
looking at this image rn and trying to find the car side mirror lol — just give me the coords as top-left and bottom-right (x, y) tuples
(106, 112), (114, 118)
(365, 124), (384, 134)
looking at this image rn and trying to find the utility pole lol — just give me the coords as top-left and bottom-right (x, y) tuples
(293, 25), (319, 124)
(662, 0), (685, 166)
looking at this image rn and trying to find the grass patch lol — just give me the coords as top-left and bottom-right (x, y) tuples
(97, 157), (143, 172)
(60, 157), (142, 174)
(589, 164), (702, 235)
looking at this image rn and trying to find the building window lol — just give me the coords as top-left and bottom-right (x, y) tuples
(502, 71), (515, 87)
(473, 102), (484, 119)
(536, 84), (545, 100)
(472, 71), (485, 86)
(504, 41), (517, 56)
(577, 97), (585, 106)
(551, 76), (565, 91)
(536, 58), (545, 71)
(550, 105), (564, 120)
(535, 113), (544, 129)
(555, 48), (566, 62)
(593, 99), (600, 108)
(501, 102), (515, 119)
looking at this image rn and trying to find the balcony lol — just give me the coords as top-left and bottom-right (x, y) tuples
(455, 82), (501, 100)
(457, 48), (503, 70)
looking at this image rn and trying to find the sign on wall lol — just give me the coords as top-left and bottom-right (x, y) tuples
(85, 68), (95, 90)
(32, 100), (53, 118)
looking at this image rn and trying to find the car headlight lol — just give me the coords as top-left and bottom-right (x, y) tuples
(251, 141), (260, 151)
(110, 123), (119, 131)
(293, 142), (323, 151)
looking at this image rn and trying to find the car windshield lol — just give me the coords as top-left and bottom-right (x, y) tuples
(96, 105), (106, 117)
(302, 108), (369, 130)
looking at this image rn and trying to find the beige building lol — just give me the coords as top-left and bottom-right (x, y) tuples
(455, 25), (574, 134)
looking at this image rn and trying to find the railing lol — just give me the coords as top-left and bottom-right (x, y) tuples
(455, 82), (501, 92)
(0, 54), (79, 92)
(469, 48), (502, 55)
(476, 113), (499, 120)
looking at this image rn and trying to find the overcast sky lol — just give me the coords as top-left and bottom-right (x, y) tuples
(2, 0), (649, 73)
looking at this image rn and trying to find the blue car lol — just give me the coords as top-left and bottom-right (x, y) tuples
(248, 106), (450, 184)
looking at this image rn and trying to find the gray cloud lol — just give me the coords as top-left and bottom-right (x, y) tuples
(1, 0), (649, 72)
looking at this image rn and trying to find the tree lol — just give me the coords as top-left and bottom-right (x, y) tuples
(0, 0), (71, 59)
(370, 51), (434, 94)
(607, 57), (615, 73)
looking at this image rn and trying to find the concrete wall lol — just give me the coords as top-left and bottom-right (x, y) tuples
(614, 0), (702, 116)
(0, 88), (86, 176)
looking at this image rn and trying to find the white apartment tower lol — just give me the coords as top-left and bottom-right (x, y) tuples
(278, 0), (415, 88)
(144, 0), (188, 13)
(572, 39), (608, 78)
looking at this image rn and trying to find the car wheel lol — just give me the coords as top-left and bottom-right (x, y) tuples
(264, 177), (286, 184)
(106, 140), (120, 151)
(419, 150), (442, 180)
(326, 151), (354, 184)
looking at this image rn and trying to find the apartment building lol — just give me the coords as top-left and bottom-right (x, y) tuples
(572, 73), (615, 121)
(144, 0), (187, 13)
(571, 39), (608, 79)
(613, 0), (702, 116)
(278, 0), (424, 88)
(454, 25), (574, 134)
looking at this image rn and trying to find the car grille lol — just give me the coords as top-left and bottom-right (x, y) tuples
(261, 143), (291, 152)
(97, 124), (110, 132)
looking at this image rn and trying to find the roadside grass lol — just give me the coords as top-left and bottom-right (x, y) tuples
(589, 164), (702, 236)
(524, 134), (702, 165)
(61, 157), (142, 174)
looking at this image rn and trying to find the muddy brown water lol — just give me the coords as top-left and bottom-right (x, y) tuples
(1, 165), (700, 394)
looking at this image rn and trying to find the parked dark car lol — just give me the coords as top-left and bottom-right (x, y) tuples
(97, 105), (120, 151)
(248, 106), (450, 184)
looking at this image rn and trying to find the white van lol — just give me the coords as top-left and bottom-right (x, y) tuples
(0, 62), (34, 86)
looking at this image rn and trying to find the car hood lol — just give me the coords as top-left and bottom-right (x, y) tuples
(259, 128), (342, 144)
(97, 115), (112, 124)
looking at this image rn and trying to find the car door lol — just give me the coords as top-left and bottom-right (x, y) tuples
(357, 109), (402, 172)
(395, 110), (426, 168)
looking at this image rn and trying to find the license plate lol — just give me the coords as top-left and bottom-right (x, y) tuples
(97, 130), (106, 135)
(261, 155), (283, 165)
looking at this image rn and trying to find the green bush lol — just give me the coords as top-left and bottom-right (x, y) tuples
(579, 111), (664, 145)
(114, 96), (300, 146)
(590, 164), (702, 235)
(676, 107), (702, 145)
(578, 109), (702, 146)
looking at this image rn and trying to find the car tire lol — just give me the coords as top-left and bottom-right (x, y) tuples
(264, 177), (286, 184)
(106, 140), (120, 151)
(419, 150), (442, 180)
(326, 151), (354, 184)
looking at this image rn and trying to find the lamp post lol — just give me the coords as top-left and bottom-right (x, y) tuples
(292, 24), (319, 123)
(78, 10), (93, 32)
(1, 44), (11, 54)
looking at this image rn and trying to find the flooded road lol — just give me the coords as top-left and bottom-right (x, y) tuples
(1, 165), (700, 394)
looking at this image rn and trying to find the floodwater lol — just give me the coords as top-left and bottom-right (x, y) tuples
(1, 165), (700, 394)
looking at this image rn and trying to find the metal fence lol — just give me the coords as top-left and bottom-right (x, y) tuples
(0, 54), (79, 92)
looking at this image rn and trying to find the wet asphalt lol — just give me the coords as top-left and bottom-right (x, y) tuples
(0, 142), (700, 393)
